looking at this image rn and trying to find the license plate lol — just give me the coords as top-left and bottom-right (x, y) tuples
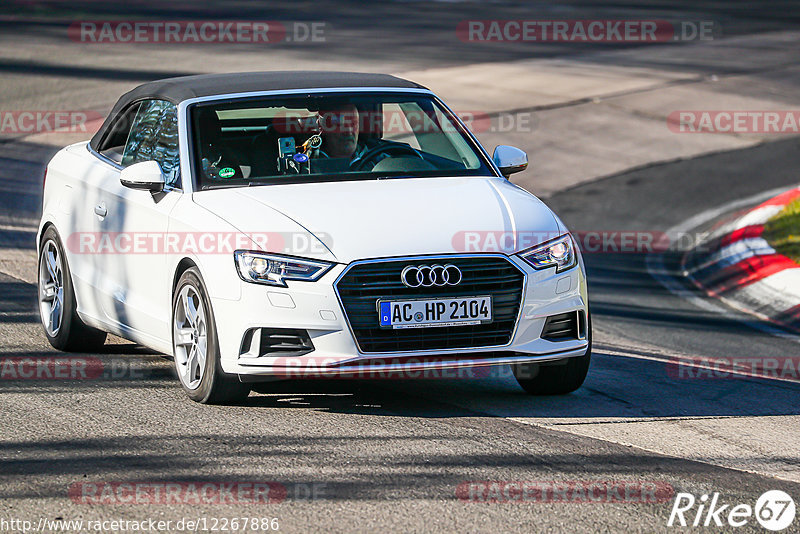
(378, 296), (492, 329)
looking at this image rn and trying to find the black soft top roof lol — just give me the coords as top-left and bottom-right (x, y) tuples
(91, 71), (426, 149)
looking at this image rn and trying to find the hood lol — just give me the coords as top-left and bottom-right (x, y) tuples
(192, 176), (560, 264)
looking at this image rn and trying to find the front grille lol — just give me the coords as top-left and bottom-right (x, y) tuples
(335, 256), (525, 353)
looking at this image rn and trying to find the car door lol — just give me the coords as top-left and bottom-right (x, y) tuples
(94, 99), (182, 346)
(71, 102), (143, 325)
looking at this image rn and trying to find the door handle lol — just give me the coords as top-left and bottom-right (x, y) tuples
(94, 204), (107, 217)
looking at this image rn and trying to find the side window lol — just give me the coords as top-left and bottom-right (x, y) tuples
(98, 103), (141, 164)
(122, 100), (181, 188)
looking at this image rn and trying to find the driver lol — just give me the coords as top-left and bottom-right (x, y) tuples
(317, 103), (370, 166)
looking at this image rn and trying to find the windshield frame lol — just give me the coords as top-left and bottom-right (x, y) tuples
(181, 87), (501, 192)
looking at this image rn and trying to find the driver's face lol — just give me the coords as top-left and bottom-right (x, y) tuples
(320, 104), (359, 157)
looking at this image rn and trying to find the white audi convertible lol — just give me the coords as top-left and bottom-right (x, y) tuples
(38, 72), (590, 403)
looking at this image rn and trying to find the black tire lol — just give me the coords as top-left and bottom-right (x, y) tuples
(172, 267), (250, 404)
(38, 227), (107, 352)
(512, 313), (591, 395)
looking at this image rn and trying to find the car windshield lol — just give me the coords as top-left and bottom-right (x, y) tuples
(190, 92), (495, 189)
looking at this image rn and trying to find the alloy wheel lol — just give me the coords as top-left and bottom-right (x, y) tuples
(173, 285), (208, 389)
(38, 239), (64, 337)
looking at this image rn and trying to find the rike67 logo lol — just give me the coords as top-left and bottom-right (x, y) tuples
(668, 490), (795, 531)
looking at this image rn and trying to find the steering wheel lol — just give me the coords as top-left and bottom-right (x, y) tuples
(351, 143), (424, 171)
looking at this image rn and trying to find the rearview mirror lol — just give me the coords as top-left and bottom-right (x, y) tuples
(120, 161), (165, 193)
(492, 145), (528, 177)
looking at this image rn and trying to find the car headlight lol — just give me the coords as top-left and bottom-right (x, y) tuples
(234, 251), (334, 287)
(518, 234), (576, 272)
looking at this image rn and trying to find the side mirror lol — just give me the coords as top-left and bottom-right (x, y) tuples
(492, 145), (528, 177)
(120, 161), (165, 192)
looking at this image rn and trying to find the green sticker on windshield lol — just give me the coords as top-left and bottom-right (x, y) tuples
(219, 167), (235, 179)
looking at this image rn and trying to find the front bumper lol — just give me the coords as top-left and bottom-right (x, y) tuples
(211, 254), (589, 377)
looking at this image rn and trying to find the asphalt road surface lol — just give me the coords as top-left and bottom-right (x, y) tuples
(1, 2), (799, 533)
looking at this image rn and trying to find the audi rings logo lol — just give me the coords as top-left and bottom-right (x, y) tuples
(401, 264), (463, 288)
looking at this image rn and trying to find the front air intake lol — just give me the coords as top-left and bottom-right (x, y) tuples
(240, 328), (314, 358)
(541, 311), (584, 341)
